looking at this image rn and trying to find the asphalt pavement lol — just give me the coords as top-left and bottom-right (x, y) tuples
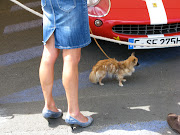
(0, 0), (180, 134)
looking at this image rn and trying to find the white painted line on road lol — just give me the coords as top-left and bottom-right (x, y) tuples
(11, 1), (40, 11)
(0, 109), (8, 127)
(3, 19), (42, 34)
(0, 45), (43, 66)
(0, 118), (8, 127)
(10, 0), (43, 18)
(98, 120), (169, 135)
(128, 106), (151, 112)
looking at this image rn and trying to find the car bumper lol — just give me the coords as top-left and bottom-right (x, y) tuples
(89, 17), (180, 41)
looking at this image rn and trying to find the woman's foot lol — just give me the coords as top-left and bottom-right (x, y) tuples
(65, 113), (93, 130)
(42, 108), (63, 119)
(69, 112), (89, 123)
(44, 105), (59, 112)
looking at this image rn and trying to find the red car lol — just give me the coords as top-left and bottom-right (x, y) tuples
(88, 0), (180, 49)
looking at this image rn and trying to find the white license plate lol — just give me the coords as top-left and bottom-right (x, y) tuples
(128, 36), (180, 49)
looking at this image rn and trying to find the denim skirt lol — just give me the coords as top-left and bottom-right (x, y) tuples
(41, 0), (91, 49)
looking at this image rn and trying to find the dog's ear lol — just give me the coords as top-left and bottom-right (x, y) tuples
(131, 52), (135, 56)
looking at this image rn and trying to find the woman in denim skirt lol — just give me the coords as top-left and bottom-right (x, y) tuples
(39, 0), (93, 129)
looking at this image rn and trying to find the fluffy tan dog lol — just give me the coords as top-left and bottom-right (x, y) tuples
(89, 53), (139, 86)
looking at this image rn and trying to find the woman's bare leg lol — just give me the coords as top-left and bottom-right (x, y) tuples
(39, 34), (60, 112)
(62, 48), (88, 123)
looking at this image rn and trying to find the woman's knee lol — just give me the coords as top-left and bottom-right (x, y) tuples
(63, 55), (81, 65)
(63, 49), (81, 65)
(42, 53), (58, 65)
(41, 48), (60, 65)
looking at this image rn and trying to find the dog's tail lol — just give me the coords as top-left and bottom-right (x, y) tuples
(89, 70), (98, 84)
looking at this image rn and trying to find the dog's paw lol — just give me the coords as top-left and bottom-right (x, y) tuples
(122, 79), (126, 82)
(119, 83), (123, 87)
(99, 83), (104, 86)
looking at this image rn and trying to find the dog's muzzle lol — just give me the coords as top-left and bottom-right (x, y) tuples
(136, 62), (140, 66)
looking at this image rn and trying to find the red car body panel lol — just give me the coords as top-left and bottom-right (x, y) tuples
(88, 0), (180, 41)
